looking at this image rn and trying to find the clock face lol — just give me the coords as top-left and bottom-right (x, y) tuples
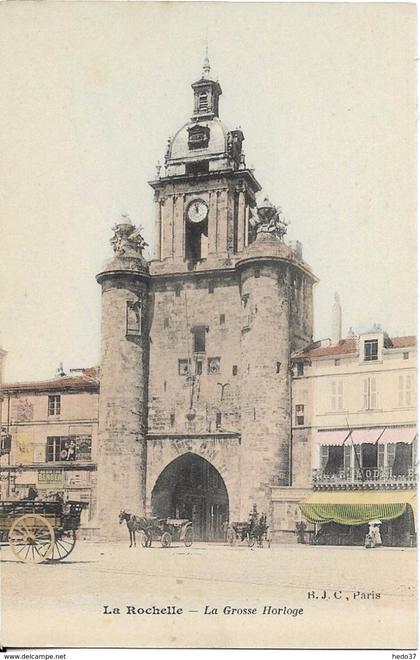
(187, 199), (208, 224)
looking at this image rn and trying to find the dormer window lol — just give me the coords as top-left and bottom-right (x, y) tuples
(364, 339), (378, 361)
(187, 125), (210, 151)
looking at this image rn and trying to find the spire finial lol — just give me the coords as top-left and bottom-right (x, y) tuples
(202, 39), (210, 78)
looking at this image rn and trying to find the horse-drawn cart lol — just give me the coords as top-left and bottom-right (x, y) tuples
(119, 511), (193, 548)
(141, 518), (193, 548)
(227, 513), (270, 548)
(0, 500), (87, 563)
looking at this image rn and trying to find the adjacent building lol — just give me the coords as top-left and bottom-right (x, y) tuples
(271, 327), (417, 546)
(0, 368), (99, 533)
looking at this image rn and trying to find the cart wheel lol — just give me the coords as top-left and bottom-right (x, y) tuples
(9, 514), (55, 563)
(161, 532), (171, 547)
(247, 535), (256, 548)
(47, 530), (76, 562)
(184, 528), (193, 547)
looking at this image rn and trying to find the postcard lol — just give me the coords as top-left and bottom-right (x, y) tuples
(0, 1), (416, 652)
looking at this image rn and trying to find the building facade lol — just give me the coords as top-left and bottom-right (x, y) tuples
(271, 329), (417, 545)
(0, 369), (99, 533)
(95, 58), (317, 540)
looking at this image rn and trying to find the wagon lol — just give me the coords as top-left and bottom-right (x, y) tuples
(227, 518), (270, 548)
(0, 499), (88, 563)
(141, 517), (193, 548)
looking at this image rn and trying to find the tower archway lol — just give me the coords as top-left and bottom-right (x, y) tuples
(151, 452), (229, 541)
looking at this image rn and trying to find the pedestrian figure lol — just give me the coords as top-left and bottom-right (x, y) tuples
(222, 519), (229, 543)
(365, 520), (382, 548)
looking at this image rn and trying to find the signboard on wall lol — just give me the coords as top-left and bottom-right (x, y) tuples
(37, 469), (64, 489)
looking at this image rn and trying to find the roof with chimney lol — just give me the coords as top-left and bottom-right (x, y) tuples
(292, 336), (416, 360)
(1, 367), (99, 394)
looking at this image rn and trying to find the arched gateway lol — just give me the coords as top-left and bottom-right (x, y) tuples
(151, 453), (229, 541)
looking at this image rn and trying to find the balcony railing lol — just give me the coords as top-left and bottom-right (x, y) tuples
(313, 466), (417, 488)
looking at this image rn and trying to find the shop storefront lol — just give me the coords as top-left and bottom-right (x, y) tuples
(299, 490), (417, 547)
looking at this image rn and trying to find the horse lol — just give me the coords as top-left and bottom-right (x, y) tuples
(118, 511), (153, 548)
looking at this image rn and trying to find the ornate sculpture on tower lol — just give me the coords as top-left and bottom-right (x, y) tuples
(110, 214), (148, 259)
(249, 196), (289, 241)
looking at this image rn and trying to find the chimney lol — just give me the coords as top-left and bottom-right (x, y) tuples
(332, 293), (342, 343)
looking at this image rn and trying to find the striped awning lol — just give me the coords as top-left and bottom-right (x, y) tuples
(379, 427), (417, 445)
(350, 428), (386, 445)
(314, 430), (351, 446)
(315, 427), (417, 446)
(299, 490), (417, 527)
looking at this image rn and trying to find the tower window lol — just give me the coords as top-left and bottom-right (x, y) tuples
(186, 161), (209, 176)
(276, 362), (281, 374)
(364, 339), (378, 361)
(178, 359), (190, 376)
(175, 286), (181, 297)
(220, 314), (225, 325)
(232, 365), (238, 376)
(185, 217), (208, 263)
(198, 92), (208, 110)
(296, 363), (304, 376)
(163, 318), (169, 329)
(196, 360), (203, 375)
(170, 413), (175, 428)
(254, 268), (260, 278)
(208, 282), (214, 294)
(403, 352), (409, 360)
(216, 412), (222, 429)
(192, 326), (206, 354)
(126, 301), (142, 336)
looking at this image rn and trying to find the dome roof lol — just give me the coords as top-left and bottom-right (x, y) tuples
(169, 117), (228, 162)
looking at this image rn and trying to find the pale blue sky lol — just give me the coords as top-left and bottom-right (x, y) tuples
(0, 2), (416, 382)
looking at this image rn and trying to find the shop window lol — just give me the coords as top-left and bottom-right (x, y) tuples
(295, 404), (305, 426)
(48, 395), (61, 417)
(46, 435), (91, 462)
(192, 326), (206, 354)
(364, 339), (378, 361)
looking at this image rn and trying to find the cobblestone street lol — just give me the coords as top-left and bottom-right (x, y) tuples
(1, 541), (416, 649)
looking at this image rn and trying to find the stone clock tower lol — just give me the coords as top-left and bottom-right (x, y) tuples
(96, 57), (317, 540)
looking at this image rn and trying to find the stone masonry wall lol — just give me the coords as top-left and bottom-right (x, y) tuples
(96, 275), (149, 539)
